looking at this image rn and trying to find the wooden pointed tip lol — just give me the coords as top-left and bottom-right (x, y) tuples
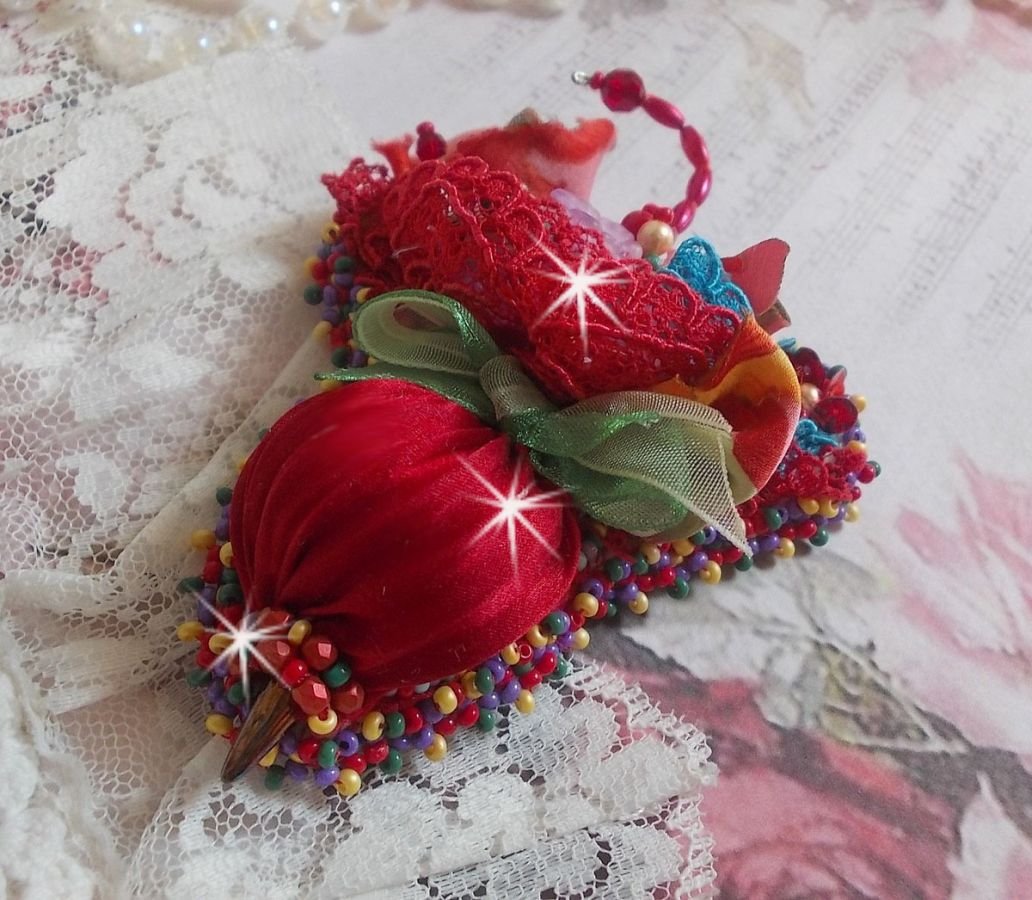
(221, 680), (294, 783)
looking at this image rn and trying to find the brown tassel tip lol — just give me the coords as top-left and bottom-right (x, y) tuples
(221, 680), (294, 782)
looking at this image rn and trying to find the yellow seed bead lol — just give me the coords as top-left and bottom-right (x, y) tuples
(672, 539), (694, 556)
(571, 628), (590, 651)
(425, 733), (448, 762)
(850, 394), (867, 412)
(288, 752), (303, 763)
(845, 502), (860, 523)
(321, 222), (340, 243)
(287, 619), (312, 646)
(799, 498), (820, 516)
(572, 592), (599, 618)
(461, 670), (482, 700)
(355, 287), (372, 304)
(336, 768), (362, 798)
(176, 620), (205, 642)
(208, 632), (233, 653)
(433, 685), (458, 715)
(628, 592), (650, 615)
(590, 521), (608, 539)
(818, 499), (839, 518)
(366, 355), (379, 366)
(775, 538), (796, 558)
(640, 543), (661, 565)
(846, 440), (867, 455)
(500, 643), (521, 666)
(190, 529), (216, 550)
(699, 560), (722, 584)
(309, 709), (339, 736)
(361, 711), (385, 742)
(312, 320), (333, 339)
(205, 714), (234, 737)
(304, 255), (321, 277)
(258, 747), (279, 768)
(319, 378), (341, 392)
(526, 625), (548, 648)
(218, 542), (234, 567)
(669, 554), (684, 566)
(515, 689), (535, 714)
(234, 455), (249, 473)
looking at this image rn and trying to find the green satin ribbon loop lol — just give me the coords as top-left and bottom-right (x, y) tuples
(318, 290), (750, 548)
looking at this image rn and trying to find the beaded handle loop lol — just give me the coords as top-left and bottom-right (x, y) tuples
(572, 68), (712, 238)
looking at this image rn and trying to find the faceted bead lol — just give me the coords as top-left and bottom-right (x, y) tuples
(323, 661), (351, 688)
(300, 635), (338, 671)
(330, 682), (365, 714)
(811, 397), (859, 435)
(600, 69), (645, 111)
(256, 639), (293, 671)
(291, 677), (330, 716)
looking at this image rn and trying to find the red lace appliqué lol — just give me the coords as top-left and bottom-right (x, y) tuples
(324, 157), (741, 404)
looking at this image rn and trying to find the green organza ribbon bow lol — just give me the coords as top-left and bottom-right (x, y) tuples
(318, 290), (751, 548)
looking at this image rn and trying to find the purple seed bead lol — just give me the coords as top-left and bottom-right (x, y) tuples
(321, 307), (342, 325)
(197, 601), (216, 627)
(205, 681), (223, 703)
(555, 632), (574, 652)
(201, 584), (217, 602)
(583, 543), (600, 563)
(657, 552), (671, 568)
(412, 726), (435, 750)
(350, 350), (368, 367)
(580, 578), (605, 599)
(813, 515), (827, 527)
(279, 731), (298, 756)
(332, 272), (354, 288)
(214, 520), (230, 541)
(616, 582), (639, 603)
(389, 736), (412, 752)
(317, 244), (331, 260)
(747, 538), (760, 555)
(419, 699), (443, 725)
(846, 473), (858, 485)
(500, 678), (521, 704)
(757, 533), (780, 554)
(285, 760), (309, 781)
(700, 526), (717, 545)
(337, 730), (360, 757)
(314, 766), (340, 788)
(213, 698), (236, 717)
(211, 660), (229, 678)
(531, 646), (546, 663)
(687, 551), (709, 573)
(479, 691), (500, 710)
(322, 285), (337, 304)
(348, 285), (363, 302)
(830, 507), (847, 523)
(604, 588), (616, 601)
(673, 565), (689, 582)
(486, 658), (507, 680)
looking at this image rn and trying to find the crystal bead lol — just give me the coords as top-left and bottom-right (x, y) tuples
(599, 69), (645, 112)
(811, 397), (859, 435)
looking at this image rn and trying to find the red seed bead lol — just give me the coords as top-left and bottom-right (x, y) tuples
(300, 635), (338, 671)
(220, 604), (243, 625)
(638, 575), (655, 592)
(709, 551), (724, 566)
(796, 520), (818, 540)
(687, 167), (712, 205)
(599, 68), (646, 112)
(569, 612), (586, 630)
(679, 125), (710, 168)
(656, 567), (675, 587)
(517, 643), (534, 662)
(520, 670), (543, 690)
(310, 258), (328, 281)
(858, 464), (876, 484)
(449, 682), (465, 706)
(202, 560), (222, 584)
(537, 653), (558, 676)
(342, 752), (367, 774)
(456, 703), (480, 728)
(365, 740), (389, 765)
(402, 706), (424, 735)
(281, 658), (310, 689)
(435, 715), (457, 737)
(778, 526), (796, 540)
(397, 684), (415, 699)
(256, 639), (293, 671)
(595, 599), (609, 618)
(225, 728), (238, 742)
(291, 677), (330, 716)
(331, 682), (365, 715)
(643, 95), (684, 129)
(723, 548), (743, 564)
(195, 646), (216, 668)
(297, 737), (320, 765)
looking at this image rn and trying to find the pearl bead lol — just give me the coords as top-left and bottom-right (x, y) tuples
(800, 383), (821, 409)
(636, 220), (676, 257)
(293, 0), (352, 45)
(227, 7), (285, 50)
(350, 0), (405, 28)
(335, 768), (362, 797)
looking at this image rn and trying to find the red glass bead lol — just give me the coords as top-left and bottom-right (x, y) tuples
(402, 707), (424, 735)
(858, 464), (876, 484)
(297, 737), (320, 765)
(797, 520), (818, 540)
(435, 715), (457, 737)
(331, 682), (365, 715)
(791, 348), (825, 386)
(643, 95), (684, 129)
(300, 635), (338, 671)
(723, 548), (743, 564)
(291, 677), (329, 716)
(851, 487), (863, 501)
(256, 609), (291, 631)
(778, 525), (796, 540)
(811, 397), (859, 435)
(202, 560), (222, 584)
(537, 653), (558, 677)
(342, 752), (367, 774)
(195, 646), (216, 668)
(679, 125), (710, 168)
(456, 703), (480, 728)
(220, 604), (243, 625)
(638, 575), (655, 591)
(520, 670), (543, 690)
(256, 639), (292, 671)
(687, 167), (712, 205)
(416, 129), (447, 161)
(673, 200), (698, 232)
(310, 259), (328, 281)
(365, 740), (389, 765)
(225, 728), (238, 742)
(397, 684), (415, 699)
(708, 551), (724, 566)
(655, 567), (675, 587)
(599, 69), (646, 112)
(281, 658), (310, 688)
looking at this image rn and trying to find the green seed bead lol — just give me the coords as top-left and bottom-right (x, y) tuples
(303, 284), (322, 305)
(178, 576), (204, 593)
(323, 661), (351, 689)
(544, 612), (570, 636)
(553, 656), (572, 679)
(186, 667), (211, 688)
(735, 556), (753, 572)
(763, 507), (784, 530)
(477, 709), (497, 732)
(513, 661), (534, 676)
(633, 555), (649, 575)
(690, 530), (707, 546)
(226, 682), (246, 705)
(219, 567), (239, 585)
(330, 347), (350, 368)
(810, 528), (830, 547)
(606, 601), (619, 618)
(381, 748), (403, 774)
(869, 460), (881, 477)
(318, 740), (339, 769)
(215, 486), (233, 506)
(605, 558), (626, 582)
(216, 583), (243, 605)
(264, 766), (286, 790)
(475, 667), (495, 695)
(385, 711), (405, 739)
(333, 255), (354, 273)
(669, 577), (691, 599)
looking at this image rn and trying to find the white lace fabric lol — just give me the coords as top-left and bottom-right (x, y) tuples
(0, 23), (716, 899)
